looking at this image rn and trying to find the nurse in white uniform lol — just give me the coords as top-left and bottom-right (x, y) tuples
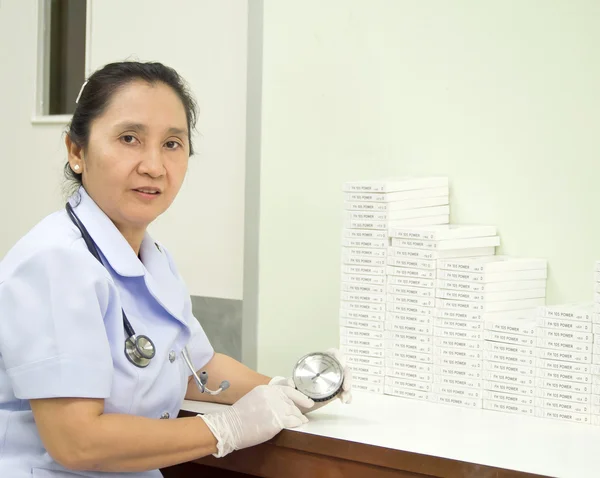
(0, 61), (351, 478)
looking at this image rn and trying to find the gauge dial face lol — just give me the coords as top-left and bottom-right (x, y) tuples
(292, 353), (344, 402)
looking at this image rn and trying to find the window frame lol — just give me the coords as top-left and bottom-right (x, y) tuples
(32, 0), (92, 124)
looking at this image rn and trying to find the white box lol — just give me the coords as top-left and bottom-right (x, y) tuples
(341, 300), (385, 313)
(342, 281), (386, 295)
(436, 279), (546, 293)
(483, 370), (535, 387)
(343, 254), (387, 267)
(483, 360), (535, 376)
(535, 408), (591, 425)
(536, 368), (591, 385)
(386, 265), (436, 280)
(344, 215), (450, 230)
(483, 350), (536, 367)
(483, 399), (534, 416)
(384, 385), (433, 401)
(340, 335), (384, 349)
(390, 235), (500, 251)
(434, 365), (483, 381)
(535, 397), (590, 415)
(342, 246), (387, 258)
(537, 337), (592, 354)
(389, 224), (497, 241)
(536, 387), (591, 404)
(434, 336), (483, 351)
(433, 383), (482, 399)
(537, 303), (593, 322)
(342, 264), (386, 276)
(536, 348), (592, 364)
(385, 376), (433, 392)
(386, 302), (436, 317)
(536, 316), (593, 333)
(436, 288), (546, 303)
(386, 358), (433, 374)
(385, 367), (433, 383)
(483, 329), (537, 347)
(593, 342), (600, 354)
(434, 317), (484, 331)
(340, 344), (384, 358)
(483, 380), (535, 396)
(341, 272), (387, 286)
(348, 363), (384, 376)
(438, 256), (547, 273)
(386, 311), (433, 325)
(436, 346), (482, 361)
(352, 372), (385, 386)
(386, 276), (436, 288)
(433, 374), (483, 389)
(342, 237), (389, 249)
(537, 328), (593, 343)
(385, 330), (433, 344)
(482, 390), (535, 406)
(387, 255), (436, 270)
(592, 395), (600, 406)
(437, 308), (537, 322)
(343, 229), (388, 240)
(344, 186), (449, 203)
(343, 177), (448, 194)
(387, 284), (435, 298)
(388, 246), (494, 261)
(385, 321), (433, 335)
(593, 323), (600, 334)
(340, 327), (384, 340)
(434, 327), (483, 341)
(340, 308), (385, 322)
(437, 268), (547, 283)
(434, 394), (482, 409)
(385, 348), (433, 364)
(483, 340), (535, 357)
(344, 196), (449, 212)
(387, 294), (435, 309)
(345, 354), (384, 368)
(344, 205), (450, 223)
(484, 318), (537, 336)
(385, 339), (432, 355)
(351, 382), (384, 394)
(434, 355), (482, 370)
(436, 297), (545, 313)
(341, 291), (385, 304)
(537, 358), (591, 375)
(340, 318), (385, 331)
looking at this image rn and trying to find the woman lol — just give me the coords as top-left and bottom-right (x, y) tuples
(0, 61), (351, 477)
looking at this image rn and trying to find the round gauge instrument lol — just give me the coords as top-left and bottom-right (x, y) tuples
(292, 352), (344, 402)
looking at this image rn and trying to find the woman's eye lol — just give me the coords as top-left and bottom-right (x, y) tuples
(165, 141), (181, 150)
(121, 135), (138, 144)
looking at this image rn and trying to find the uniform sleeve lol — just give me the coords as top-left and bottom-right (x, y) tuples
(0, 246), (115, 399)
(161, 245), (215, 372)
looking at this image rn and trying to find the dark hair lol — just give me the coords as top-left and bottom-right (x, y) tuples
(64, 61), (198, 193)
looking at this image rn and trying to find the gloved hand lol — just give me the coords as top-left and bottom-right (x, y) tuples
(269, 348), (353, 413)
(198, 384), (314, 458)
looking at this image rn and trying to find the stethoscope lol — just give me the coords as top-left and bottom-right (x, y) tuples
(65, 202), (229, 395)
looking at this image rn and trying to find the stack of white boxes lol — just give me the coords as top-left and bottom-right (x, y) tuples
(595, 261), (600, 426)
(535, 303), (593, 425)
(339, 177), (450, 395)
(482, 312), (538, 416)
(384, 225), (500, 404)
(435, 256), (547, 409)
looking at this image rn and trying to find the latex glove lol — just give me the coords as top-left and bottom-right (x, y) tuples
(269, 348), (353, 411)
(198, 384), (314, 458)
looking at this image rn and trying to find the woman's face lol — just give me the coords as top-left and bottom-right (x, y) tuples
(72, 80), (190, 233)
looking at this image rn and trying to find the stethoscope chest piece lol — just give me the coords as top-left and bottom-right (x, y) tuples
(124, 334), (156, 368)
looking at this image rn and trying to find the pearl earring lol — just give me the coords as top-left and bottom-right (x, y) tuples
(73, 164), (80, 171)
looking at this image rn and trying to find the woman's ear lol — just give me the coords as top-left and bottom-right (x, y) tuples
(65, 135), (84, 173)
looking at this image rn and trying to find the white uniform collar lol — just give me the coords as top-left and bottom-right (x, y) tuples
(68, 187), (155, 278)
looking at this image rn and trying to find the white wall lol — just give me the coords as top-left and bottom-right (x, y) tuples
(0, 0), (67, 255)
(256, 0), (600, 376)
(0, 0), (248, 301)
